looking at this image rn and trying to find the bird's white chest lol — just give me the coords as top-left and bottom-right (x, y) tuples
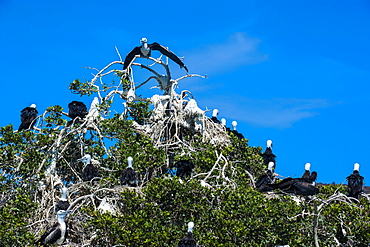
(140, 45), (150, 56)
(56, 222), (66, 244)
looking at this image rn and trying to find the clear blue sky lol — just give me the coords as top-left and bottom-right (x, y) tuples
(1, 1), (369, 184)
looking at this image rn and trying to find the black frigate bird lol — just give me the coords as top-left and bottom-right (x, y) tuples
(120, 156), (138, 187)
(301, 162), (311, 179)
(230, 120), (245, 139)
(211, 109), (220, 124)
(347, 163), (364, 200)
(123, 38), (188, 72)
(78, 154), (99, 182)
(18, 104), (38, 131)
(266, 171), (319, 196)
(255, 161), (275, 192)
(178, 221), (197, 247)
(36, 210), (71, 246)
(68, 101), (88, 120)
(174, 160), (195, 179)
(261, 140), (276, 169)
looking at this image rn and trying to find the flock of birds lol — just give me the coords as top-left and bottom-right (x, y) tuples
(12, 38), (365, 246)
(256, 140), (365, 199)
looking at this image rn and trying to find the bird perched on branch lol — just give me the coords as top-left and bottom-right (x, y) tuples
(120, 156), (138, 187)
(18, 104), (38, 131)
(255, 161), (275, 192)
(261, 140), (276, 169)
(230, 121), (245, 139)
(78, 154), (99, 182)
(266, 172), (319, 196)
(55, 187), (70, 212)
(211, 109), (220, 124)
(174, 160), (195, 179)
(347, 163), (364, 200)
(36, 210), (71, 246)
(68, 101), (88, 120)
(123, 38), (188, 72)
(301, 163), (311, 179)
(178, 221), (197, 247)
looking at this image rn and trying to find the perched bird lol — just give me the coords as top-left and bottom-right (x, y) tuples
(68, 101), (88, 120)
(347, 163), (364, 200)
(36, 210), (71, 246)
(230, 121), (245, 139)
(123, 38), (188, 72)
(78, 154), (99, 182)
(261, 140), (276, 169)
(266, 172), (319, 196)
(255, 161), (275, 192)
(120, 156), (138, 187)
(18, 104), (38, 131)
(301, 163), (311, 179)
(178, 221), (197, 247)
(174, 160), (195, 179)
(97, 198), (117, 215)
(211, 109), (220, 124)
(55, 187), (70, 213)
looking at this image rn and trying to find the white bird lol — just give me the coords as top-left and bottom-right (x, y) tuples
(36, 210), (71, 246)
(98, 198), (117, 215)
(184, 99), (205, 117)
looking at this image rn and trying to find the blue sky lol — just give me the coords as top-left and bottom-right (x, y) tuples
(1, 1), (369, 184)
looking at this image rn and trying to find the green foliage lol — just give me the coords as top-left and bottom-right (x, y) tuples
(0, 190), (37, 246)
(1, 63), (370, 247)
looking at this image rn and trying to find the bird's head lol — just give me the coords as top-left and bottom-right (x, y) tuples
(56, 210), (71, 220)
(127, 156), (133, 168)
(266, 140), (273, 148)
(30, 104), (37, 108)
(187, 221), (194, 233)
(305, 163), (311, 171)
(78, 154), (91, 164)
(221, 118), (226, 126)
(268, 161), (274, 171)
(354, 163), (360, 172)
(232, 121), (237, 130)
(140, 38), (148, 43)
(212, 109), (219, 117)
(310, 171), (318, 181)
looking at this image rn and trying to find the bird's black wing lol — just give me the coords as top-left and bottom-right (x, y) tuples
(347, 174), (364, 198)
(178, 233), (197, 247)
(120, 167), (137, 186)
(82, 164), (99, 181)
(261, 147), (276, 166)
(123, 46), (142, 71)
(150, 42), (188, 72)
(68, 101), (88, 119)
(301, 170), (311, 179)
(211, 116), (221, 124)
(19, 107), (38, 131)
(55, 201), (70, 212)
(291, 181), (319, 195)
(37, 223), (61, 245)
(175, 161), (194, 178)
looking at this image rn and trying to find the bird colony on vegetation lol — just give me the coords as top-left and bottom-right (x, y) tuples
(1, 38), (368, 246)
